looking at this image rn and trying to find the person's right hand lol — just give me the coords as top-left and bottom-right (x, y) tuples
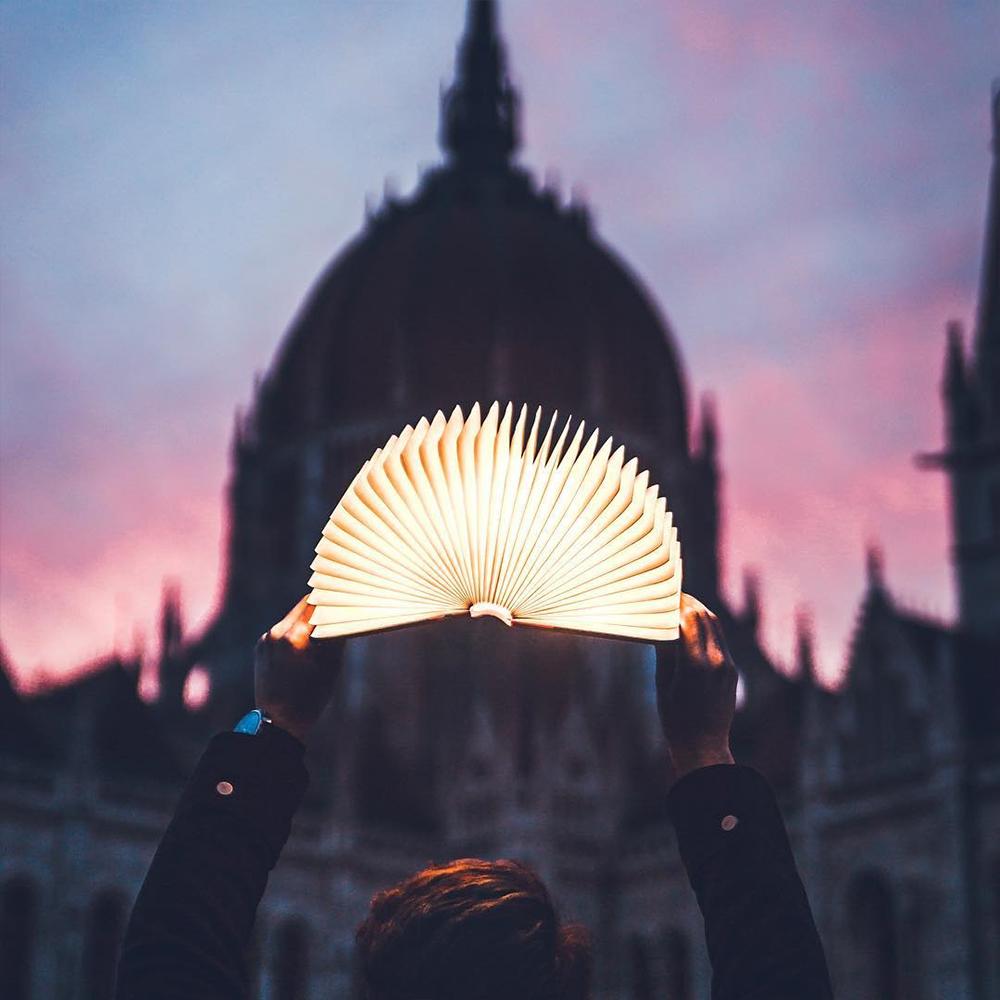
(655, 593), (737, 780)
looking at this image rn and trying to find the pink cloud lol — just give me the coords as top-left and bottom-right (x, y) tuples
(1, 496), (224, 692)
(716, 284), (965, 684)
(0, 396), (230, 691)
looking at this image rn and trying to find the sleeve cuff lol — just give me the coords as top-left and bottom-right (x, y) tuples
(665, 764), (792, 879)
(175, 728), (309, 863)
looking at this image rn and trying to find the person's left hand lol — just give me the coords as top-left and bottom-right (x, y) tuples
(254, 596), (346, 744)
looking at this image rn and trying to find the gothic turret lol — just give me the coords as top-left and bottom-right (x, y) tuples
(919, 87), (1000, 637)
(689, 393), (722, 599)
(156, 581), (188, 713)
(741, 568), (762, 638)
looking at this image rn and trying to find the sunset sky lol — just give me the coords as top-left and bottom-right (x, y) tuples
(1, 0), (997, 690)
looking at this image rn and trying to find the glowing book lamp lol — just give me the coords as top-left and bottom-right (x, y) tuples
(306, 402), (682, 642)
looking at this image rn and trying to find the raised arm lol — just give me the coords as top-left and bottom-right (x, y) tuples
(116, 598), (342, 1000)
(656, 594), (832, 1000)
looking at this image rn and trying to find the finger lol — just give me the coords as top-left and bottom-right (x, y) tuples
(679, 594), (712, 645)
(678, 595), (702, 643)
(294, 595), (316, 626)
(269, 595), (313, 640)
(679, 594), (727, 667)
(703, 617), (730, 668)
(285, 616), (313, 651)
(284, 600), (317, 652)
(680, 592), (717, 619)
(694, 609), (709, 658)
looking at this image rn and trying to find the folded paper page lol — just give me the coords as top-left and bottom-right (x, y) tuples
(306, 402), (682, 642)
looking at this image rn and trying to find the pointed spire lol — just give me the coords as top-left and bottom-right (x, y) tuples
(156, 579), (187, 710)
(795, 607), (818, 685)
(697, 393), (719, 463)
(742, 568), (761, 636)
(992, 79), (1000, 153)
(688, 391), (722, 599)
(439, 0), (520, 169)
(231, 405), (245, 457)
(944, 320), (967, 397)
(973, 82), (1000, 414)
(131, 624), (145, 662)
(943, 319), (982, 446)
(159, 580), (183, 661)
(865, 542), (886, 594)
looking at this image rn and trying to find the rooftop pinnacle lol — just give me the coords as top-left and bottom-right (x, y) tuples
(439, 0), (521, 169)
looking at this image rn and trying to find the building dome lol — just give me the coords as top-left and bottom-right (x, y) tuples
(259, 166), (689, 458)
(254, 0), (689, 471)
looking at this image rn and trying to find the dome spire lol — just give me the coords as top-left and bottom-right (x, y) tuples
(973, 81), (1000, 413)
(439, 0), (520, 169)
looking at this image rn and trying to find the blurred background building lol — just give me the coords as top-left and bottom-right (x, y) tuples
(1, 2), (998, 998)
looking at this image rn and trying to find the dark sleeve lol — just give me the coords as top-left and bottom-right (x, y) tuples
(115, 727), (308, 1000)
(666, 764), (833, 1000)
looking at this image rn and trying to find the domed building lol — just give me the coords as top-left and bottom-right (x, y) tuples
(2, 4), (998, 999)
(206, 0), (717, 684)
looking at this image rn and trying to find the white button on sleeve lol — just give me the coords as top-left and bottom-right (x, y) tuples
(721, 814), (738, 832)
(216, 780), (234, 796)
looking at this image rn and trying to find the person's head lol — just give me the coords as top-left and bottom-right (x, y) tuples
(355, 857), (591, 1000)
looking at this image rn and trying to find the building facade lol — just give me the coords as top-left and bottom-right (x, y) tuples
(2, 4), (998, 998)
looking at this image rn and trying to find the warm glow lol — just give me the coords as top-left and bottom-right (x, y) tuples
(307, 402), (682, 642)
(469, 602), (514, 626)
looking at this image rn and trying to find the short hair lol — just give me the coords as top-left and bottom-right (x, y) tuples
(355, 857), (591, 1000)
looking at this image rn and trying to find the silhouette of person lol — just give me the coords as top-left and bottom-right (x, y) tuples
(115, 594), (832, 999)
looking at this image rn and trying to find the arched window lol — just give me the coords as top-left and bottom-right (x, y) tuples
(0, 877), (36, 1000)
(274, 918), (309, 1000)
(83, 889), (127, 1000)
(628, 934), (653, 1000)
(663, 928), (691, 1000)
(848, 872), (898, 1000)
